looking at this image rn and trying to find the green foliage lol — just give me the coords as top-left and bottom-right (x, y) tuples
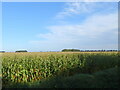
(15, 50), (27, 52)
(8, 67), (119, 88)
(37, 67), (119, 88)
(0, 51), (5, 53)
(1, 52), (119, 88)
(62, 49), (80, 52)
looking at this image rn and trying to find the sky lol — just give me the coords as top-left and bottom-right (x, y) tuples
(1, 2), (118, 52)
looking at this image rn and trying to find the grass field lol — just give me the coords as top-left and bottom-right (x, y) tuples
(1, 52), (119, 88)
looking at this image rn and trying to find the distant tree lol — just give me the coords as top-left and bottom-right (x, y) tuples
(15, 50), (27, 52)
(0, 51), (5, 53)
(62, 49), (80, 52)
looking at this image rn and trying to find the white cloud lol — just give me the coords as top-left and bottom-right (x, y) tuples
(30, 12), (118, 50)
(29, 2), (118, 51)
(55, 2), (117, 19)
(40, 12), (118, 39)
(56, 2), (95, 19)
(88, 0), (118, 1)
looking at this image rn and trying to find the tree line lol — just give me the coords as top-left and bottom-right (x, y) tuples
(61, 49), (118, 52)
(0, 49), (119, 53)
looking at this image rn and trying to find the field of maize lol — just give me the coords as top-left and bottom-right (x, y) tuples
(1, 52), (119, 88)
